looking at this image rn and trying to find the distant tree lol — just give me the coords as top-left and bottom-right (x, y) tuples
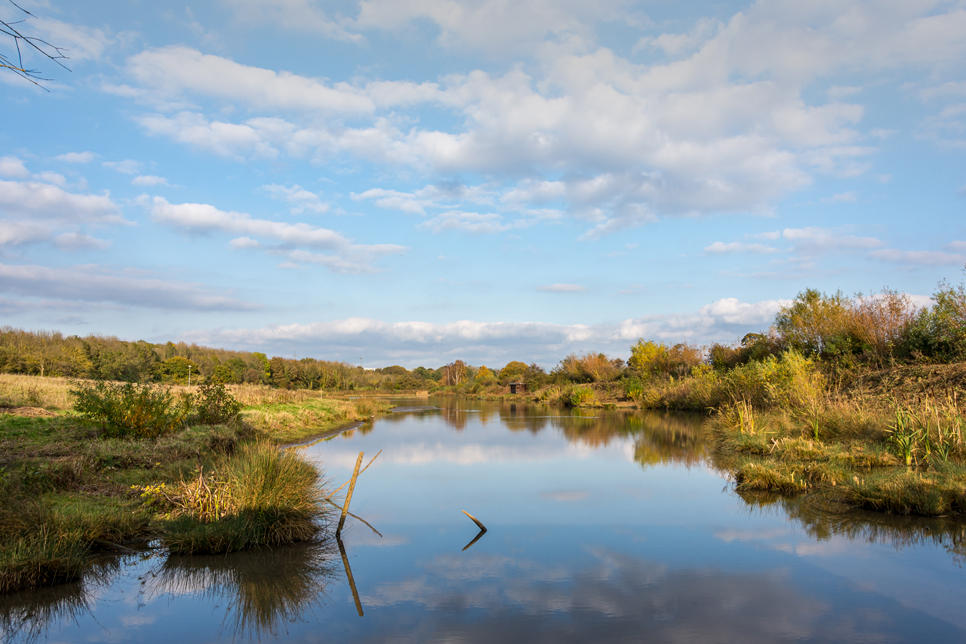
(475, 365), (497, 384)
(523, 363), (549, 388)
(498, 361), (528, 384)
(159, 356), (201, 384)
(441, 360), (467, 386)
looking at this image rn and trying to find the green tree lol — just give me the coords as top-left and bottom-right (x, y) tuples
(774, 288), (854, 356)
(498, 361), (528, 384)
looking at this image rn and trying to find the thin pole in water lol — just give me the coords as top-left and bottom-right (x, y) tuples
(337, 452), (365, 537)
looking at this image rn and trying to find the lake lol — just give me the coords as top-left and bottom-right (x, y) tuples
(3, 396), (966, 643)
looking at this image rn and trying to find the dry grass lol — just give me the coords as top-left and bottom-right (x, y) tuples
(0, 374), (74, 410)
(709, 390), (966, 516)
(161, 442), (329, 554)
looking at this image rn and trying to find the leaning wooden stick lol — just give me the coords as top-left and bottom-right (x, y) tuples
(461, 510), (487, 532)
(337, 452), (364, 537)
(358, 450), (382, 475)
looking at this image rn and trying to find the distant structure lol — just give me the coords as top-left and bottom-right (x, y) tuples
(509, 382), (526, 394)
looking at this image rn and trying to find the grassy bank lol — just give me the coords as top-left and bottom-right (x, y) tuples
(0, 374), (388, 594)
(450, 356), (966, 517)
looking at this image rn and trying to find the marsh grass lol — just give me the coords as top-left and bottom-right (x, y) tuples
(0, 491), (151, 594)
(162, 442), (328, 554)
(710, 390), (966, 516)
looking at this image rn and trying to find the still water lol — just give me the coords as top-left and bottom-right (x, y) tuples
(3, 397), (966, 643)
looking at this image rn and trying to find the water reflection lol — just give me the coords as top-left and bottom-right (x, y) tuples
(4, 398), (966, 643)
(385, 400), (710, 471)
(144, 540), (337, 640)
(740, 490), (966, 564)
(0, 555), (122, 644)
(359, 531), (965, 643)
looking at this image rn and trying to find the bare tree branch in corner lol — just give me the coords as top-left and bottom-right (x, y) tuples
(0, 0), (68, 88)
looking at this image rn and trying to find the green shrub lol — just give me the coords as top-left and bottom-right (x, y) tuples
(195, 382), (242, 425)
(563, 384), (597, 407)
(70, 381), (191, 438)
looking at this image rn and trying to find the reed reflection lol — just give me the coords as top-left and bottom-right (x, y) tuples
(145, 540), (337, 640)
(0, 555), (123, 644)
(740, 491), (966, 564)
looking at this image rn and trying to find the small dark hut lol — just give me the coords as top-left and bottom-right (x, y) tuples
(509, 382), (526, 394)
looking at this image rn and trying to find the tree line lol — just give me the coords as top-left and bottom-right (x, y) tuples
(3, 277), (964, 391)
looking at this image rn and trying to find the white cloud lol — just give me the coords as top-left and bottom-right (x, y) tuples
(704, 242), (778, 255)
(418, 211), (510, 234)
(131, 175), (171, 187)
(781, 227), (883, 254)
(868, 249), (966, 266)
(0, 156), (29, 178)
(0, 179), (125, 224)
(118, 46), (439, 113)
(945, 241), (966, 252)
(697, 298), (788, 326)
(54, 151), (96, 163)
(180, 296), (793, 366)
(103, 159), (142, 174)
(229, 236), (260, 250)
(353, 0), (630, 56)
(262, 183), (329, 214)
(538, 283), (586, 293)
(32, 171), (67, 188)
(53, 232), (111, 251)
(149, 196), (406, 273)
(113, 2), (966, 238)
(0, 263), (256, 311)
(222, 0), (362, 43)
(825, 191), (858, 203)
(0, 178), (128, 249)
(30, 17), (111, 62)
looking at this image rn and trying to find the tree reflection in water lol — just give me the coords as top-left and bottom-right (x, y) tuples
(145, 540), (338, 640)
(737, 490), (966, 564)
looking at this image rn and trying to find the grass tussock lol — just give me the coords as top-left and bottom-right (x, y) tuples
(159, 442), (328, 555)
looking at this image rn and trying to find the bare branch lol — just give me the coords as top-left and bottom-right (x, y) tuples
(0, 0), (70, 89)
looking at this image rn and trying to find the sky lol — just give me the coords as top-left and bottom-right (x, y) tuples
(1, 0), (965, 368)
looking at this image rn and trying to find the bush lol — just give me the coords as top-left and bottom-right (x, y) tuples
(902, 280), (966, 362)
(195, 383), (242, 425)
(722, 350), (824, 410)
(629, 340), (702, 379)
(70, 381), (191, 438)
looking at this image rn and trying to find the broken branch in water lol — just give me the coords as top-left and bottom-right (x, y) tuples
(359, 449), (382, 475)
(462, 529), (487, 551)
(337, 452), (365, 537)
(461, 510), (487, 532)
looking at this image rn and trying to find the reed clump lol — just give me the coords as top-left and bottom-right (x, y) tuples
(159, 442), (328, 555)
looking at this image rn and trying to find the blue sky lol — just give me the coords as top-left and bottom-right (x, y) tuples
(1, 0), (964, 368)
